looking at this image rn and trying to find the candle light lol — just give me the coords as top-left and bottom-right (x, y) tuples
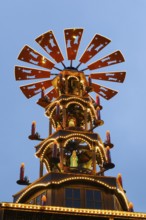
(117, 173), (123, 188)
(128, 202), (134, 212)
(31, 121), (36, 137)
(106, 146), (111, 163)
(106, 130), (111, 144)
(41, 195), (47, 206)
(97, 107), (101, 120)
(88, 76), (92, 86)
(96, 95), (100, 106)
(41, 87), (45, 98)
(20, 163), (25, 181)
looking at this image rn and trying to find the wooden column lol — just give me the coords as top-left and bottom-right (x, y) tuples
(84, 108), (87, 130)
(65, 77), (68, 94)
(90, 117), (93, 131)
(92, 146), (96, 174)
(79, 86), (83, 96)
(63, 107), (67, 129)
(49, 119), (52, 136)
(39, 161), (43, 178)
(77, 80), (80, 96)
(59, 144), (64, 171)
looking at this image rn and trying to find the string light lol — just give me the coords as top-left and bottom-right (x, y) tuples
(97, 143), (107, 160)
(15, 176), (117, 203)
(45, 97), (97, 119)
(64, 137), (92, 150)
(1, 203), (146, 218)
(43, 158), (51, 172)
(35, 138), (56, 155)
(96, 147), (104, 163)
(66, 101), (84, 110)
(35, 133), (106, 163)
(41, 142), (55, 160)
(67, 75), (79, 81)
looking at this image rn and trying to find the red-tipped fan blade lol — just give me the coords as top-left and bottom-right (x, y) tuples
(92, 82), (118, 100)
(18, 45), (55, 69)
(88, 50), (125, 70)
(90, 71), (126, 83)
(79, 34), (111, 64)
(64, 28), (84, 60)
(15, 66), (51, 81)
(37, 88), (58, 108)
(20, 80), (52, 98)
(35, 30), (64, 63)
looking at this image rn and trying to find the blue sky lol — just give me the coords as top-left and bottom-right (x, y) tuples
(0, 0), (146, 212)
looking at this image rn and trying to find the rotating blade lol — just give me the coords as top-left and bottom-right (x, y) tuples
(92, 82), (118, 100)
(90, 71), (126, 83)
(18, 45), (55, 69)
(15, 66), (51, 81)
(35, 30), (64, 63)
(79, 34), (111, 64)
(88, 50), (125, 70)
(64, 28), (84, 60)
(20, 79), (52, 98)
(37, 88), (58, 108)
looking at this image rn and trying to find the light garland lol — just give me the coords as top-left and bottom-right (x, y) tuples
(2, 199), (145, 218)
(64, 137), (92, 150)
(35, 133), (105, 168)
(45, 96), (98, 126)
(35, 138), (56, 155)
(41, 142), (55, 160)
(15, 176), (117, 203)
(67, 75), (79, 81)
(43, 158), (51, 172)
(97, 141), (107, 160)
(117, 188), (129, 210)
(56, 133), (99, 143)
(35, 133), (100, 158)
(49, 106), (57, 118)
(66, 101), (84, 110)
(96, 147), (104, 164)
(100, 146), (107, 161)
(37, 133), (99, 156)
(46, 96), (94, 113)
(51, 118), (56, 129)
(116, 176), (129, 211)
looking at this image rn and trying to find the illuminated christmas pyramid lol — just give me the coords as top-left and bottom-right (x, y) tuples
(4, 28), (142, 219)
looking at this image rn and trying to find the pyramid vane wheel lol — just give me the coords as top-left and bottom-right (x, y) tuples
(14, 28), (131, 211)
(15, 28), (126, 103)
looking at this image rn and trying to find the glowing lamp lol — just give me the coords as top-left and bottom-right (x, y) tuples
(128, 202), (134, 212)
(41, 195), (47, 206)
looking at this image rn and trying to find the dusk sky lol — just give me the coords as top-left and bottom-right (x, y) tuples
(1, 0), (146, 212)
